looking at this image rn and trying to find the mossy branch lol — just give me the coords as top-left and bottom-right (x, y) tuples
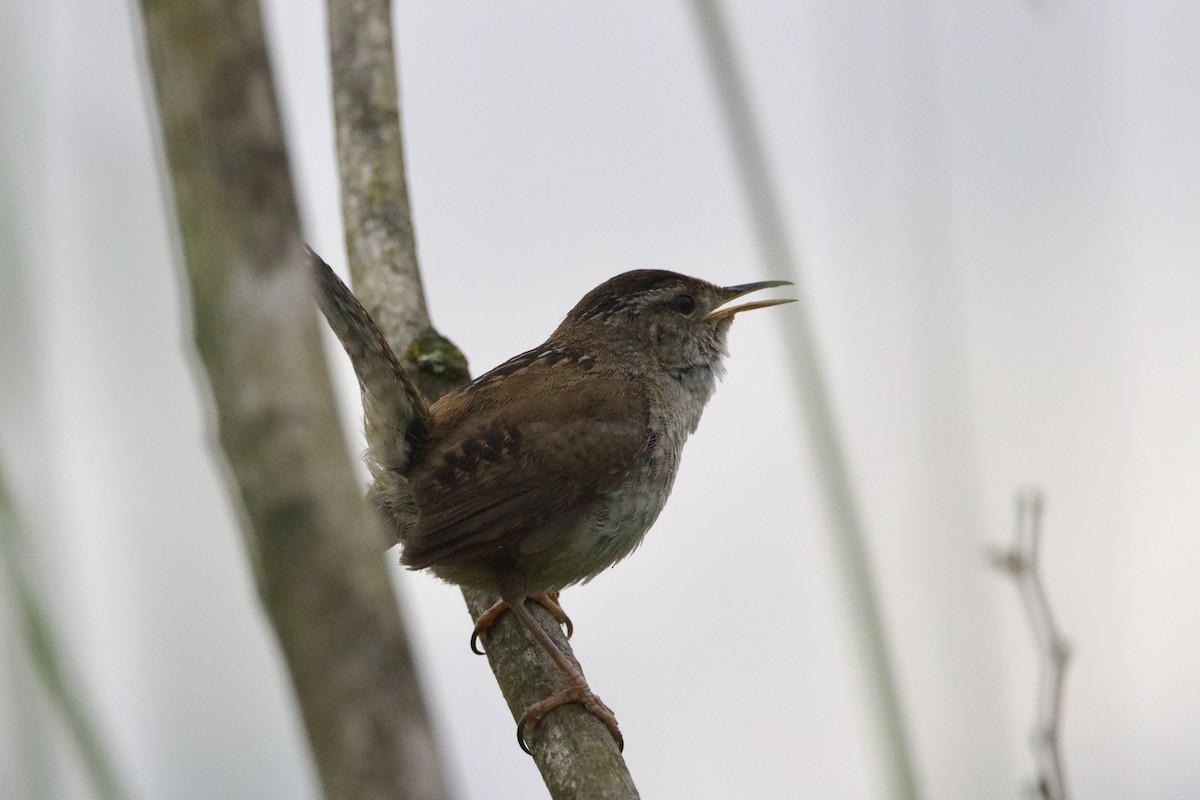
(136, 1), (449, 797)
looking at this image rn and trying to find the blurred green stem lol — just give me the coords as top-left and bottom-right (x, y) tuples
(687, 3), (923, 799)
(0, 462), (128, 800)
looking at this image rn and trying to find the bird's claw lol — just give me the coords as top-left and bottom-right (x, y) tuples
(470, 593), (573, 655)
(516, 683), (624, 755)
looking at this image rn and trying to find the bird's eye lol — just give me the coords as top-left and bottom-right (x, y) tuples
(672, 294), (696, 315)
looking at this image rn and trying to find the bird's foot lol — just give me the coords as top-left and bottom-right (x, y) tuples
(471, 592), (573, 655)
(517, 676), (624, 754)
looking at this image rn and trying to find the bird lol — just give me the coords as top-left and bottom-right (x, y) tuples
(310, 248), (792, 752)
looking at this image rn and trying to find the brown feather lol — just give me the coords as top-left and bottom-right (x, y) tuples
(401, 352), (649, 570)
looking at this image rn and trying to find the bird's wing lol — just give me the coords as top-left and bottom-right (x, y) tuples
(401, 360), (649, 570)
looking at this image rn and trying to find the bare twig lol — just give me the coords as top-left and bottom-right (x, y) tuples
(686, 3), (921, 798)
(136, 2), (448, 798)
(324, 0), (640, 796)
(990, 488), (1072, 800)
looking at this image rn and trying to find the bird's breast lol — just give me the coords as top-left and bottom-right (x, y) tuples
(549, 412), (686, 586)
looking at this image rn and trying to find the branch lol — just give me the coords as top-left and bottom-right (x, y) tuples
(324, 1), (640, 795)
(990, 488), (1072, 800)
(136, 2), (448, 798)
(326, 0), (465, 403)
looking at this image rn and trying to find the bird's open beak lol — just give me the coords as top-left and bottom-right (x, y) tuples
(707, 280), (795, 321)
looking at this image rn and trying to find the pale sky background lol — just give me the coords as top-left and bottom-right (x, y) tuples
(2, 2), (1199, 800)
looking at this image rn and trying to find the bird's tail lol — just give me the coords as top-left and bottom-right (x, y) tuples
(308, 246), (431, 504)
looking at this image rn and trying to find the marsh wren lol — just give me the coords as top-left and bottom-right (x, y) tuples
(312, 249), (792, 752)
